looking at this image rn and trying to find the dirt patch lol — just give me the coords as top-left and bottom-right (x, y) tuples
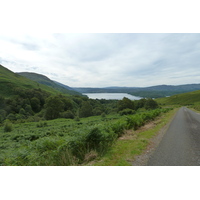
(136, 121), (158, 133)
(119, 129), (136, 140)
(84, 151), (98, 163)
(119, 119), (159, 141)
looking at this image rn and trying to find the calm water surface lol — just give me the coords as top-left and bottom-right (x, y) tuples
(83, 93), (141, 100)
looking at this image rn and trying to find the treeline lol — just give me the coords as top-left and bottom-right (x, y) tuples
(117, 97), (158, 114)
(0, 88), (117, 123)
(0, 88), (159, 123)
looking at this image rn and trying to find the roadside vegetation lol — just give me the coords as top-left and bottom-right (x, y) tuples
(0, 107), (172, 166)
(92, 108), (177, 166)
(0, 89), (172, 165)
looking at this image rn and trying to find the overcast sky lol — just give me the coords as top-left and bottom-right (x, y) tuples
(0, 33), (200, 88)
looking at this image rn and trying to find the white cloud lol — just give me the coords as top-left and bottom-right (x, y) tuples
(1, 33), (200, 87)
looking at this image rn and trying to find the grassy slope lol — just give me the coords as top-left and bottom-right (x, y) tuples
(0, 64), (66, 97)
(18, 72), (82, 96)
(156, 90), (200, 105)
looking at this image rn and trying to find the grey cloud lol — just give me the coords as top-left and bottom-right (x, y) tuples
(20, 42), (40, 51)
(1, 33), (200, 87)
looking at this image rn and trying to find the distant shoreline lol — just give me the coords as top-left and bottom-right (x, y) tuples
(83, 93), (142, 100)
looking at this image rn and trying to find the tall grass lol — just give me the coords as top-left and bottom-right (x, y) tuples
(1, 108), (172, 166)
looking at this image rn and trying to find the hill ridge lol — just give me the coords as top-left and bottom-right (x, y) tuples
(18, 72), (82, 96)
(0, 64), (82, 97)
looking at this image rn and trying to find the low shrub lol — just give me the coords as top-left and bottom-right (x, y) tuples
(36, 121), (48, 128)
(111, 121), (126, 137)
(61, 111), (74, 119)
(67, 137), (87, 162)
(119, 108), (135, 116)
(74, 116), (80, 121)
(4, 120), (13, 132)
(85, 127), (103, 150)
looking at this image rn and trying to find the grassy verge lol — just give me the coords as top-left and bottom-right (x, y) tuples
(90, 107), (178, 166)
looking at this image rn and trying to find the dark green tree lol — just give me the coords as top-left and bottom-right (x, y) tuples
(144, 99), (159, 110)
(24, 104), (34, 116)
(6, 113), (16, 121)
(61, 97), (73, 111)
(45, 96), (64, 120)
(117, 97), (134, 111)
(134, 98), (147, 110)
(79, 101), (93, 118)
(30, 97), (41, 113)
(0, 96), (5, 109)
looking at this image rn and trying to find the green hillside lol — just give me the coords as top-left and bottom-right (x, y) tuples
(18, 72), (82, 96)
(156, 89), (200, 106)
(0, 64), (62, 97)
(0, 64), (81, 97)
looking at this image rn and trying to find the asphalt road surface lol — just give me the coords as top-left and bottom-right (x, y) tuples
(147, 107), (200, 166)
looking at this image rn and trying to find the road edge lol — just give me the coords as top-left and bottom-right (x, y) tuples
(132, 107), (179, 166)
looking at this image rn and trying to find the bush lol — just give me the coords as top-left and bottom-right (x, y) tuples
(86, 127), (103, 150)
(111, 121), (126, 137)
(125, 116), (138, 130)
(67, 138), (87, 162)
(119, 108), (135, 116)
(6, 113), (16, 121)
(101, 112), (106, 118)
(74, 116), (80, 121)
(4, 120), (13, 132)
(36, 121), (48, 128)
(61, 110), (74, 119)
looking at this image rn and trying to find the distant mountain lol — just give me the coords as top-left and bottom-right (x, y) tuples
(18, 72), (82, 96)
(73, 84), (200, 98)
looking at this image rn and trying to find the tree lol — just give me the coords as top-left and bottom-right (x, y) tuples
(6, 113), (16, 121)
(45, 96), (64, 120)
(61, 97), (73, 111)
(0, 96), (5, 109)
(117, 97), (134, 111)
(0, 109), (7, 123)
(79, 101), (93, 118)
(134, 98), (147, 110)
(144, 99), (159, 110)
(24, 104), (34, 116)
(19, 108), (26, 115)
(30, 97), (41, 113)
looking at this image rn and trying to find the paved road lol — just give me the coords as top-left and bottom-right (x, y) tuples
(147, 107), (200, 166)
